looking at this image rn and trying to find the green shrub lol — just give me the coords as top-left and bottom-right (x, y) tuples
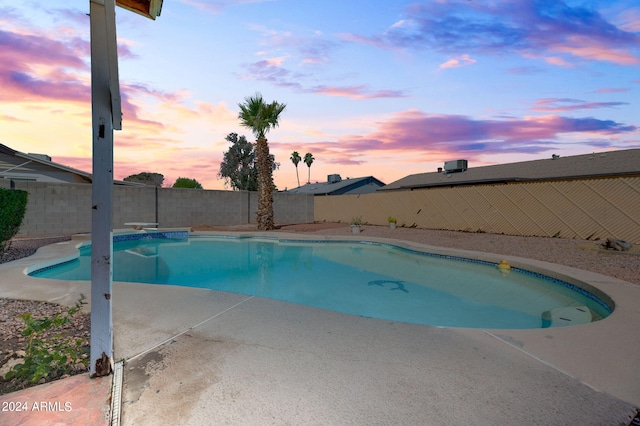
(172, 177), (203, 189)
(0, 188), (28, 251)
(4, 296), (89, 386)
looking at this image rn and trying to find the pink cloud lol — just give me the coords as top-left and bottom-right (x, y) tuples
(0, 114), (27, 123)
(439, 54), (476, 69)
(531, 98), (628, 113)
(310, 85), (407, 100)
(0, 28), (89, 103)
(53, 156), (93, 174)
(239, 59), (407, 99)
(550, 37), (639, 65)
(0, 25), (178, 133)
(592, 87), (630, 93)
(289, 110), (637, 165)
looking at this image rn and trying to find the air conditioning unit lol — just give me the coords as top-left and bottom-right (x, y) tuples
(327, 174), (342, 184)
(444, 160), (468, 173)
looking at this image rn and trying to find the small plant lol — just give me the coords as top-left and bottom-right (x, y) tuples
(350, 216), (363, 226)
(387, 216), (397, 224)
(4, 296), (89, 387)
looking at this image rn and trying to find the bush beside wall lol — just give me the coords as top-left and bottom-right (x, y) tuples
(0, 188), (28, 250)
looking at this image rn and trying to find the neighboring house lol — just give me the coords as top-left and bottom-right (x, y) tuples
(379, 149), (640, 191)
(287, 174), (385, 195)
(0, 143), (138, 185)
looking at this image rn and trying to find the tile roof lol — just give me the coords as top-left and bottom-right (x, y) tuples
(380, 149), (640, 191)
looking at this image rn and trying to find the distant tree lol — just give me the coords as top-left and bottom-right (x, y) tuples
(218, 133), (258, 190)
(238, 93), (286, 231)
(172, 177), (203, 189)
(123, 172), (164, 187)
(218, 133), (280, 191)
(304, 152), (314, 184)
(290, 151), (301, 187)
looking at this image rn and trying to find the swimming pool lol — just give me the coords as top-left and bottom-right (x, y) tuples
(30, 233), (612, 329)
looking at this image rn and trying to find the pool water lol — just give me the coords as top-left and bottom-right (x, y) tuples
(31, 236), (611, 329)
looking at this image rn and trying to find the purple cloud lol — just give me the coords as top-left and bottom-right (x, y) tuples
(531, 98), (629, 112)
(299, 111), (637, 163)
(180, 0), (275, 14)
(506, 66), (545, 75)
(48, 8), (90, 27)
(238, 59), (407, 99)
(0, 29), (89, 103)
(343, 1), (640, 65)
(0, 25), (170, 132)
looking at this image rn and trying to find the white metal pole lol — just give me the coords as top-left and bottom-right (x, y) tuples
(89, 0), (115, 377)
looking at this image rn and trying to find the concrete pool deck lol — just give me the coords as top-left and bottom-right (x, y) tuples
(0, 231), (639, 425)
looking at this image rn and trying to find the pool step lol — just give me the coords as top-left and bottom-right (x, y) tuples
(541, 306), (593, 328)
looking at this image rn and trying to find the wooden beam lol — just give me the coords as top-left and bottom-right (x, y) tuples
(115, 0), (163, 20)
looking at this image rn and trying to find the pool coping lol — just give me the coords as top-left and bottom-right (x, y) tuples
(1, 229), (639, 408)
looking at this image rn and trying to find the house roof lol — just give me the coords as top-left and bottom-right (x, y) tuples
(379, 149), (640, 191)
(287, 176), (385, 195)
(0, 143), (138, 185)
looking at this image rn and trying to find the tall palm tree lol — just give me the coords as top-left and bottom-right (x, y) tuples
(238, 93), (286, 231)
(304, 152), (314, 184)
(290, 151), (301, 187)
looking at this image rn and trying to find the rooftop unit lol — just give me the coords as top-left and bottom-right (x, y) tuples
(444, 159), (468, 173)
(327, 174), (342, 184)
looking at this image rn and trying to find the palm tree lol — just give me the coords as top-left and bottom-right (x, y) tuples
(290, 151), (301, 187)
(304, 152), (314, 184)
(238, 93), (286, 231)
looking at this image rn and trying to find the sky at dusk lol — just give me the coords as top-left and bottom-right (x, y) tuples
(1, 0), (639, 190)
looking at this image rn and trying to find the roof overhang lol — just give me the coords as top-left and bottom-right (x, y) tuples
(116, 0), (163, 20)
(383, 172), (640, 191)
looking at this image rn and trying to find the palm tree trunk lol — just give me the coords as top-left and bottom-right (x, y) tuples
(295, 166), (300, 187)
(255, 136), (275, 230)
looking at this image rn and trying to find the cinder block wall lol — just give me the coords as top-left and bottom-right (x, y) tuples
(1, 181), (92, 236)
(157, 188), (251, 227)
(274, 192), (314, 225)
(113, 186), (156, 226)
(1, 181), (314, 236)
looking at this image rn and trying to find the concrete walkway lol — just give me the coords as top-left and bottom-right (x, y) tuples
(1, 232), (639, 425)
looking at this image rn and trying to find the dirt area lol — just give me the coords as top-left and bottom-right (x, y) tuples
(275, 223), (640, 285)
(193, 222), (638, 285)
(0, 237), (90, 395)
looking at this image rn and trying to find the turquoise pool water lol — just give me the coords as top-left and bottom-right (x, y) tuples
(30, 235), (611, 329)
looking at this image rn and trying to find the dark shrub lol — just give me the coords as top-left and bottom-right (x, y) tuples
(0, 188), (28, 251)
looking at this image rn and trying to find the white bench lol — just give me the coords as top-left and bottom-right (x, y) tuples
(124, 222), (159, 230)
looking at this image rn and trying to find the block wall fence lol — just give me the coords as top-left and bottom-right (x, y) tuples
(315, 176), (640, 244)
(0, 181), (313, 237)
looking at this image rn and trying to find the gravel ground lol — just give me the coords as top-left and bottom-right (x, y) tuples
(276, 223), (640, 286)
(0, 236), (90, 395)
